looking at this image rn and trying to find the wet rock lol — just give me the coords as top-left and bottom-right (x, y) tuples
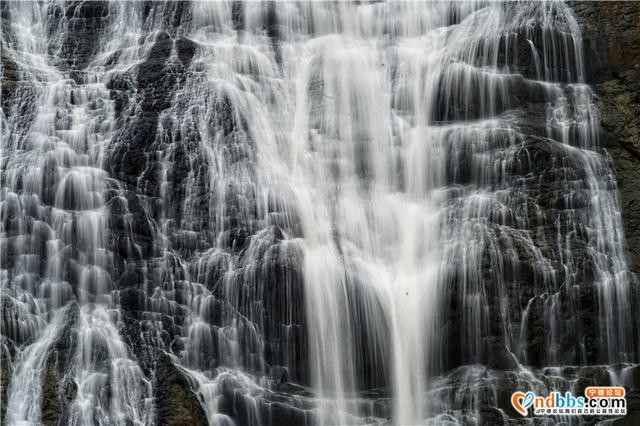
(41, 303), (79, 426)
(56, 1), (110, 70)
(483, 336), (519, 371)
(0, 44), (38, 132)
(264, 402), (310, 426)
(479, 406), (507, 425)
(571, 1), (640, 277)
(216, 375), (314, 426)
(597, 81), (640, 275)
(230, 231), (309, 383)
(0, 339), (12, 423)
(433, 73), (549, 123)
(176, 38), (197, 66)
(231, 1), (244, 31)
(137, 32), (174, 94)
(613, 414), (640, 426)
(570, 1), (640, 84)
(141, 0), (193, 34)
(154, 353), (208, 426)
(523, 296), (546, 368)
(0, 42), (19, 106)
(574, 366), (612, 395)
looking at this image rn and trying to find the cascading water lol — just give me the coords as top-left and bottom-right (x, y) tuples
(1, 1), (638, 425)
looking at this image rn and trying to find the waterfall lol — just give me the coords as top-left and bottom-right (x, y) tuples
(1, 1), (638, 425)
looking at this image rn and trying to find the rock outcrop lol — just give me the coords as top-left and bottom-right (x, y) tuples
(154, 353), (208, 426)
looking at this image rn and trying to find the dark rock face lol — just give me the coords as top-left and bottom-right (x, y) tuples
(571, 1), (640, 276)
(41, 305), (79, 426)
(56, 1), (110, 70)
(570, 4), (640, 420)
(0, 340), (10, 423)
(440, 126), (637, 372)
(154, 353), (208, 426)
